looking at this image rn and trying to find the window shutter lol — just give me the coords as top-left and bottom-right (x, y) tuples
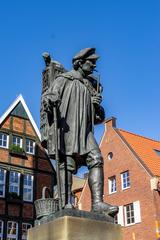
(133, 201), (141, 223)
(117, 206), (124, 226)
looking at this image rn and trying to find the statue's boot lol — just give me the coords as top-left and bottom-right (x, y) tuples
(88, 166), (119, 217)
(60, 168), (73, 209)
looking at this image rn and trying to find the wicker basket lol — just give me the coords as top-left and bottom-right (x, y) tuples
(34, 186), (59, 219)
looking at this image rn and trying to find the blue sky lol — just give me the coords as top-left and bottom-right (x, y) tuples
(0, 1), (160, 150)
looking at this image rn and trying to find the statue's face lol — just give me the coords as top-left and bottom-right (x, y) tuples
(81, 59), (96, 76)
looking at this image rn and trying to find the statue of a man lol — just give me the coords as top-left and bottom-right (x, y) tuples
(41, 48), (118, 217)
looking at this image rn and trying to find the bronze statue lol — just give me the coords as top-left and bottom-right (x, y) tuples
(40, 48), (118, 217)
(40, 52), (66, 149)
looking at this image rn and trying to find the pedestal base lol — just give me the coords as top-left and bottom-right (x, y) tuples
(28, 215), (122, 240)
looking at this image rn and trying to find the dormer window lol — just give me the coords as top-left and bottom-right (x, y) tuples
(154, 149), (160, 157)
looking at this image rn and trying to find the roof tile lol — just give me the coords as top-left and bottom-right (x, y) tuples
(117, 129), (160, 176)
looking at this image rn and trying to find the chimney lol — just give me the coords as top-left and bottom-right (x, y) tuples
(104, 117), (117, 129)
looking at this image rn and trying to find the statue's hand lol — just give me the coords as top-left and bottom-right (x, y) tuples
(43, 93), (61, 112)
(91, 94), (102, 105)
(51, 96), (61, 107)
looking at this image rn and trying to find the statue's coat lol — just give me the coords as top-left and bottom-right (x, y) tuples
(45, 70), (100, 156)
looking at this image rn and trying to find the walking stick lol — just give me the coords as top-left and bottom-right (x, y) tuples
(53, 102), (62, 210)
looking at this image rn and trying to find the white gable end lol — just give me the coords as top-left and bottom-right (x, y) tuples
(0, 94), (41, 140)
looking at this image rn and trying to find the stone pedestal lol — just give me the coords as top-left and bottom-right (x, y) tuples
(28, 210), (122, 240)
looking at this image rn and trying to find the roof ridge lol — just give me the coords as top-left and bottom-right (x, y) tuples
(117, 128), (160, 144)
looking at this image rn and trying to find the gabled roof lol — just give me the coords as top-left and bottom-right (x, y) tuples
(0, 94), (41, 140)
(117, 129), (160, 176)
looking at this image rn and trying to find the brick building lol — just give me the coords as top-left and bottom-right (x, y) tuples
(72, 176), (85, 208)
(0, 95), (56, 240)
(79, 117), (160, 240)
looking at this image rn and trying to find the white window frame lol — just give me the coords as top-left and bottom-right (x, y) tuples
(0, 132), (9, 149)
(0, 220), (4, 240)
(108, 176), (117, 194)
(0, 168), (6, 197)
(7, 221), (18, 240)
(23, 174), (33, 202)
(9, 171), (20, 196)
(121, 171), (130, 190)
(13, 135), (23, 148)
(22, 223), (32, 240)
(26, 139), (35, 154)
(124, 201), (141, 226)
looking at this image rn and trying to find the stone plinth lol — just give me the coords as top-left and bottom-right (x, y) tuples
(28, 210), (122, 240)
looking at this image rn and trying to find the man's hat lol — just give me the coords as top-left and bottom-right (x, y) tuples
(72, 48), (99, 62)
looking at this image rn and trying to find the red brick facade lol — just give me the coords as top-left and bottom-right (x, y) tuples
(0, 96), (56, 240)
(80, 117), (160, 240)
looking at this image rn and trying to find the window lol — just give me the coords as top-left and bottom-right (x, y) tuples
(0, 221), (3, 240)
(108, 176), (116, 194)
(0, 132), (9, 148)
(124, 203), (135, 225)
(7, 221), (18, 240)
(117, 201), (141, 226)
(22, 223), (32, 240)
(13, 136), (22, 148)
(0, 168), (6, 197)
(26, 139), (35, 154)
(121, 171), (130, 189)
(107, 152), (113, 160)
(9, 171), (20, 195)
(23, 174), (33, 202)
